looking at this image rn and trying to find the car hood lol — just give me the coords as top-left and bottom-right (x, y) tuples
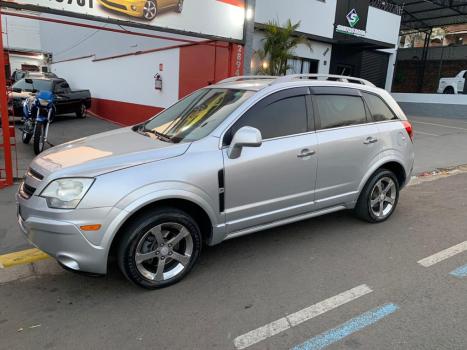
(31, 127), (190, 178)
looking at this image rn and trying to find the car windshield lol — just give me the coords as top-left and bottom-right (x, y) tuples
(141, 88), (254, 143)
(12, 79), (53, 92)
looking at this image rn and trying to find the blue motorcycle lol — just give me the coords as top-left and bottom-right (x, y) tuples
(22, 90), (55, 154)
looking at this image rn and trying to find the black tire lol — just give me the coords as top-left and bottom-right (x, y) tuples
(354, 169), (400, 223)
(33, 123), (45, 155)
(443, 87), (455, 94)
(22, 130), (32, 144)
(175, 0), (183, 12)
(142, 0), (158, 20)
(76, 103), (87, 119)
(118, 207), (202, 289)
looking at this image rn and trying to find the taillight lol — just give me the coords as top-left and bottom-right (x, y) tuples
(402, 121), (413, 142)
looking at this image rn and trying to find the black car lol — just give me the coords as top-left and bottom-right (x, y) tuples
(9, 77), (91, 118)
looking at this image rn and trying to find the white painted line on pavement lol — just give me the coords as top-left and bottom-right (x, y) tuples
(417, 241), (467, 267)
(233, 284), (373, 350)
(412, 121), (467, 131)
(415, 131), (439, 137)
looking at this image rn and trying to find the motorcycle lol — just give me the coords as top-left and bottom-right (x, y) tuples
(22, 90), (55, 155)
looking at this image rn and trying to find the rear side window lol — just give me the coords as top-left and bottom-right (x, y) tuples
(315, 95), (366, 129)
(231, 95), (308, 140)
(363, 92), (398, 122)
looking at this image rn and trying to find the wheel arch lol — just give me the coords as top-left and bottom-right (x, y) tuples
(108, 196), (216, 264)
(444, 85), (457, 94)
(359, 159), (408, 194)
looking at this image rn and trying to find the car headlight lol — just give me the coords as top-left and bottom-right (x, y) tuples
(40, 178), (94, 209)
(39, 99), (49, 107)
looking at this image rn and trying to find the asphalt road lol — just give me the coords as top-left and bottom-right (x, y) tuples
(410, 114), (467, 174)
(0, 173), (466, 350)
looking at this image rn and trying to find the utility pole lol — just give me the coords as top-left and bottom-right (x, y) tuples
(243, 0), (255, 75)
(0, 13), (13, 187)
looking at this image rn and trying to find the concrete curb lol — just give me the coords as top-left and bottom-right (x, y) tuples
(0, 259), (63, 284)
(408, 164), (467, 186)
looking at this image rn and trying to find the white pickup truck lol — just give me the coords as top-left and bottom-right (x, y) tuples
(438, 70), (467, 94)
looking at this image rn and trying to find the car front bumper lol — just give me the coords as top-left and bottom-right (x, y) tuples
(97, 0), (146, 18)
(17, 191), (123, 274)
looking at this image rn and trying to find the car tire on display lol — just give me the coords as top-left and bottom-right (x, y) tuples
(176, 0), (183, 13)
(76, 103), (87, 119)
(143, 0), (158, 20)
(33, 123), (46, 155)
(118, 207), (202, 289)
(354, 169), (400, 223)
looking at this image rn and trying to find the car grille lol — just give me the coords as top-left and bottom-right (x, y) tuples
(101, 0), (127, 10)
(19, 167), (44, 200)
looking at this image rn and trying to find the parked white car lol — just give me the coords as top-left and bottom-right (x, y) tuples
(438, 70), (467, 94)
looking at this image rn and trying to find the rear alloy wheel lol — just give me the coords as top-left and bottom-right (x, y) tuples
(176, 0), (183, 13)
(354, 169), (400, 223)
(118, 208), (202, 289)
(143, 0), (158, 20)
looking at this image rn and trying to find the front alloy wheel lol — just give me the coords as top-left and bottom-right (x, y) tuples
(118, 208), (202, 289)
(143, 0), (157, 20)
(135, 223), (193, 281)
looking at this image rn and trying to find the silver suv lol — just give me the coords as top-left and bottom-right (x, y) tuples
(17, 74), (414, 289)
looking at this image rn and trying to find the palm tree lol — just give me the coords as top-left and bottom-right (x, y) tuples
(255, 19), (311, 76)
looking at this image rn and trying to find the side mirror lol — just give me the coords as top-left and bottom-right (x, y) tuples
(25, 78), (33, 84)
(13, 87), (22, 93)
(227, 126), (262, 159)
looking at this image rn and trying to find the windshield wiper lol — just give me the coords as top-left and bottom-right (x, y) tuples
(141, 127), (173, 143)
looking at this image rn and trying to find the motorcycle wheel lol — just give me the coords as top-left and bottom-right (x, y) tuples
(33, 123), (46, 155)
(22, 130), (32, 144)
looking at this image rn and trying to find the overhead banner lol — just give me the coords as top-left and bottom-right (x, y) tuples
(334, 0), (369, 39)
(1, 0), (246, 41)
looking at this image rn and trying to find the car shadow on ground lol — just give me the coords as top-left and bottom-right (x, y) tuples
(46, 209), (367, 294)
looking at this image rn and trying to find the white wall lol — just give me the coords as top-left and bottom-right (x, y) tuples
(9, 54), (45, 72)
(38, 15), (205, 62)
(51, 48), (180, 108)
(392, 93), (467, 105)
(255, 0), (336, 39)
(1, 15), (42, 51)
(366, 7), (401, 46)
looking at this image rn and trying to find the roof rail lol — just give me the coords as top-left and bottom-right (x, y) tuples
(273, 74), (375, 87)
(217, 75), (277, 84)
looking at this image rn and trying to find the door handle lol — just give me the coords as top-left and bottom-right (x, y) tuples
(297, 149), (316, 158)
(363, 137), (378, 145)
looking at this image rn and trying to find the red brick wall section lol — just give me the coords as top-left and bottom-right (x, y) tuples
(89, 97), (163, 126)
(393, 60), (467, 93)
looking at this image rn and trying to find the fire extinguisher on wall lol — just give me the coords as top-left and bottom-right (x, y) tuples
(154, 73), (163, 91)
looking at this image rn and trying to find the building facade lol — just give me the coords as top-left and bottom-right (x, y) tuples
(2, 0), (402, 125)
